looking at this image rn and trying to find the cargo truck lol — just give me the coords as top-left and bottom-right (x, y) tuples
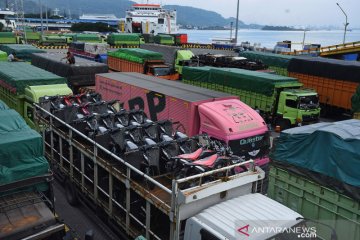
(34, 103), (312, 240)
(0, 62), (72, 128)
(107, 48), (180, 80)
(182, 66), (321, 129)
(96, 72), (270, 169)
(0, 102), (69, 240)
(69, 42), (109, 63)
(31, 52), (108, 92)
(39, 35), (71, 46)
(288, 56), (360, 116)
(107, 33), (142, 47)
(269, 120), (360, 240)
(140, 44), (195, 75)
(0, 44), (46, 62)
(239, 50), (294, 76)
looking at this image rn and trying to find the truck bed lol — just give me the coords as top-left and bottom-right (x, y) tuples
(35, 104), (264, 240)
(0, 191), (64, 240)
(96, 72), (233, 102)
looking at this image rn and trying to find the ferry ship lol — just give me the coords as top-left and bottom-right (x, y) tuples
(0, 8), (16, 31)
(124, 3), (178, 35)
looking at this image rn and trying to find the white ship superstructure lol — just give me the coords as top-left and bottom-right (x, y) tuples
(125, 4), (178, 35)
(0, 9), (16, 31)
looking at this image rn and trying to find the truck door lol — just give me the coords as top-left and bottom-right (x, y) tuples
(283, 95), (299, 125)
(24, 101), (36, 129)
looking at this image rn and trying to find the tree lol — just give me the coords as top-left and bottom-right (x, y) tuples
(0, 22), (4, 32)
(70, 22), (117, 32)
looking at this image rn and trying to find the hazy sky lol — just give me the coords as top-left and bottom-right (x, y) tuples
(134, 0), (359, 27)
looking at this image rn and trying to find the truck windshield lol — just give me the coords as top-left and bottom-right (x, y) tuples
(298, 95), (319, 110)
(152, 67), (171, 76)
(228, 132), (270, 160)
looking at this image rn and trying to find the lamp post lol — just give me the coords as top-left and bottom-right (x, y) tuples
(336, 2), (349, 44)
(234, 0), (240, 44)
(39, 0), (43, 36)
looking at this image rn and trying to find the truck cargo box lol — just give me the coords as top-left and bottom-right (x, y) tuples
(0, 62), (66, 94)
(0, 32), (17, 44)
(0, 191), (64, 239)
(96, 72), (269, 162)
(140, 43), (181, 66)
(31, 52), (108, 90)
(0, 109), (49, 191)
(288, 57), (360, 110)
(96, 72), (236, 136)
(0, 44), (45, 61)
(268, 166), (360, 240)
(107, 33), (140, 46)
(239, 51), (294, 76)
(270, 119), (360, 200)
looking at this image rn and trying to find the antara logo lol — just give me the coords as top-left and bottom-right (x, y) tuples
(240, 136), (264, 145)
(237, 224), (250, 236)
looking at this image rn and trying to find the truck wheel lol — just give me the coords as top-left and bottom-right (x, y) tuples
(276, 118), (291, 131)
(65, 180), (79, 206)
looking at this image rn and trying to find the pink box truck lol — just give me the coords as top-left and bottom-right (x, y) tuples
(95, 72), (270, 167)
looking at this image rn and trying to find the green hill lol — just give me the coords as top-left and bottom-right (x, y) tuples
(0, 0), (262, 28)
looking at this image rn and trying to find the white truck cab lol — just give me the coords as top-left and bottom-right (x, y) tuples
(184, 193), (307, 240)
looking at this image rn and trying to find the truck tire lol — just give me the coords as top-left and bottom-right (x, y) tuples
(276, 118), (291, 131)
(65, 180), (79, 206)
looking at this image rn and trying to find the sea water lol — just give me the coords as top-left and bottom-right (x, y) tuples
(181, 29), (360, 50)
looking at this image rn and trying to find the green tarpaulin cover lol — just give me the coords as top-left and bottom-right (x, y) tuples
(182, 66), (299, 96)
(0, 100), (9, 110)
(239, 51), (294, 68)
(0, 44), (45, 61)
(0, 62), (67, 94)
(0, 109), (49, 192)
(0, 109), (28, 132)
(72, 34), (101, 42)
(0, 32), (16, 44)
(107, 33), (139, 45)
(288, 56), (360, 83)
(270, 119), (360, 187)
(108, 48), (163, 63)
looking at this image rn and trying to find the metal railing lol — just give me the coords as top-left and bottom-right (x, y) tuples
(35, 103), (264, 239)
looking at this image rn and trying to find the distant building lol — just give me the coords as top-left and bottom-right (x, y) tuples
(79, 14), (121, 21)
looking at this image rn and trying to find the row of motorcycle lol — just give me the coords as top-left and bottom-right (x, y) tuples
(39, 93), (247, 188)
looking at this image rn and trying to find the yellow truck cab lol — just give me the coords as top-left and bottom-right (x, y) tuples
(24, 84), (72, 128)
